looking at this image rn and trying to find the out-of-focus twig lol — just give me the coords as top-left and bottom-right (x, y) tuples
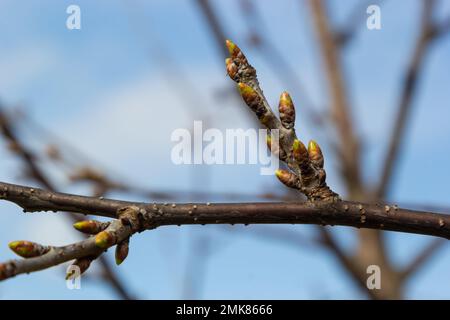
(307, 0), (401, 299)
(400, 238), (447, 281)
(333, 0), (384, 47)
(196, 0), (229, 58)
(376, 0), (449, 198)
(317, 227), (378, 299)
(308, 0), (362, 195)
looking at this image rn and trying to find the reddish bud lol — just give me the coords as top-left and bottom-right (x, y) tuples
(115, 239), (130, 266)
(0, 265), (5, 280)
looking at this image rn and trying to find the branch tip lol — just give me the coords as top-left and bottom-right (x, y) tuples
(73, 220), (109, 235)
(8, 240), (49, 258)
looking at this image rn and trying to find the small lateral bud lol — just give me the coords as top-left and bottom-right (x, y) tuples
(115, 238), (130, 266)
(266, 135), (272, 151)
(8, 240), (49, 258)
(278, 91), (295, 129)
(238, 82), (260, 110)
(225, 58), (238, 79)
(0, 264), (7, 280)
(275, 169), (299, 189)
(66, 257), (93, 280)
(95, 231), (115, 249)
(308, 140), (324, 168)
(267, 134), (286, 161)
(73, 220), (108, 235)
(292, 139), (308, 164)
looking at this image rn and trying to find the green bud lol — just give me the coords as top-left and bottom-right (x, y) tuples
(8, 240), (49, 258)
(95, 231), (115, 249)
(73, 220), (108, 235)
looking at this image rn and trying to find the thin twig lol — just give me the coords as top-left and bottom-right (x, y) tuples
(238, 0), (326, 129)
(0, 219), (132, 281)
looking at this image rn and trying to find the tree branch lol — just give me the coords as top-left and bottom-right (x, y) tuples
(1, 181), (450, 237)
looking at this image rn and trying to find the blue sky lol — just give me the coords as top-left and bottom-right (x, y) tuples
(0, 0), (450, 299)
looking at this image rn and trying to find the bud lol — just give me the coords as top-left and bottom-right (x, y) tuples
(278, 91), (295, 129)
(225, 39), (241, 59)
(292, 139), (308, 164)
(115, 238), (130, 266)
(73, 220), (108, 235)
(66, 257), (93, 280)
(266, 135), (272, 150)
(266, 134), (286, 160)
(225, 58), (238, 79)
(8, 240), (49, 258)
(0, 264), (6, 280)
(94, 231), (115, 249)
(238, 82), (260, 110)
(308, 140), (324, 168)
(275, 169), (299, 189)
